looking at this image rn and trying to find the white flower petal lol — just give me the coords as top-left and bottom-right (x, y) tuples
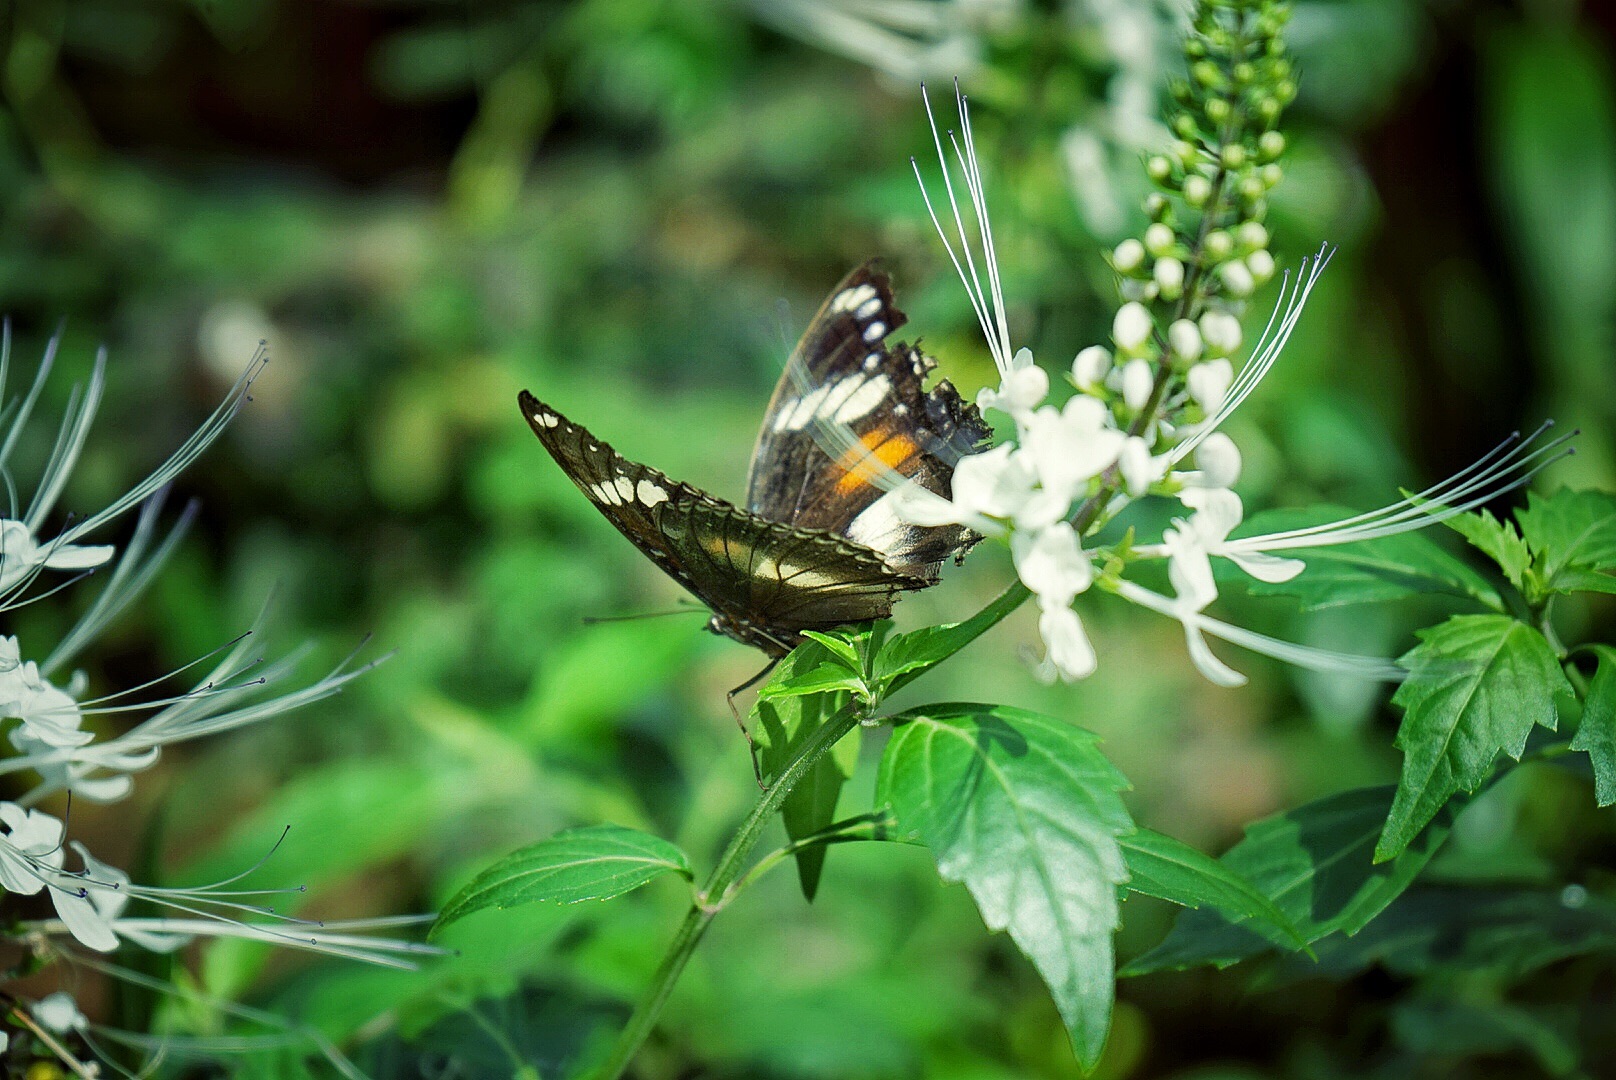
(1226, 550), (1306, 583)
(1012, 523), (1092, 609)
(1036, 605), (1097, 682)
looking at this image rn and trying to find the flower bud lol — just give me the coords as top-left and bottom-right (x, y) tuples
(1144, 222), (1176, 257)
(1119, 278), (1158, 302)
(1192, 60), (1224, 90)
(1187, 357), (1233, 413)
(1154, 257), (1185, 300)
(1118, 436), (1155, 496)
(1147, 156), (1173, 183)
(1261, 163), (1283, 188)
(1121, 357), (1154, 412)
(1183, 174), (1212, 207)
(1196, 432), (1242, 489)
(1204, 229), (1233, 260)
(1237, 221), (1269, 251)
(1144, 193), (1169, 220)
(1205, 98), (1231, 124)
(1258, 130), (1285, 160)
(1219, 260), (1254, 297)
(1247, 249), (1275, 284)
(1199, 311), (1242, 356)
(1239, 175), (1266, 202)
(1113, 302), (1154, 353)
(1168, 318), (1202, 363)
(1072, 345), (1112, 389)
(1220, 144), (1247, 170)
(1113, 238), (1146, 274)
(1173, 114), (1197, 139)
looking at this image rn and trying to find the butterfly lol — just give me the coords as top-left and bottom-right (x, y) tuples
(519, 261), (991, 660)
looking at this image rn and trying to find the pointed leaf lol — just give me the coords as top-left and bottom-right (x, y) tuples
(1119, 829), (1306, 951)
(873, 584), (1027, 696)
(800, 629), (865, 674)
(1234, 506), (1501, 611)
(1446, 508), (1532, 588)
(1379, 615), (1571, 860)
(434, 825), (691, 934)
(1571, 645), (1616, 806)
(1125, 786), (1459, 975)
(877, 703), (1133, 1069)
(756, 663), (868, 703)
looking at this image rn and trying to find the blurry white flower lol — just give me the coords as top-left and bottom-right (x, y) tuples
(32, 991), (87, 1034)
(1113, 302), (1153, 353)
(1187, 357), (1233, 413)
(1194, 431), (1243, 489)
(1072, 345), (1112, 389)
(977, 347), (1050, 421)
(1120, 357), (1154, 411)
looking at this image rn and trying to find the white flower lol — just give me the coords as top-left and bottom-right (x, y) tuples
(1117, 435), (1166, 496)
(0, 640), (91, 750)
(0, 520), (113, 596)
(977, 346), (1049, 421)
(0, 801), (64, 895)
(1033, 604), (1097, 683)
(895, 443), (1033, 536)
(1187, 357), (1233, 413)
(1019, 395), (1126, 507)
(32, 991), (87, 1034)
(1012, 522), (1093, 609)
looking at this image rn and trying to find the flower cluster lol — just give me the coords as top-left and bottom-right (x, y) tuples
(892, 3), (1566, 686)
(0, 330), (437, 1071)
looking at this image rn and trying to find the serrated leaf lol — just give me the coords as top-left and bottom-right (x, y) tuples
(1571, 644), (1616, 806)
(1119, 829), (1306, 951)
(1517, 488), (1616, 596)
(433, 825), (691, 934)
(1446, 508), (1533, 588)
(872, 584), (1026, 696)
(1232, 506), (1501, 611)
(877, 703), (1133, 1069)
(1380, 615), (1571, 860)
(1125, 786), (1458, 975)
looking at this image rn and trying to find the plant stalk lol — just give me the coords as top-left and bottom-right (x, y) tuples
(585, 703), (862, 1080)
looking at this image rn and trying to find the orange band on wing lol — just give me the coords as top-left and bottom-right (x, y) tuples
(834, 428), (917, 494)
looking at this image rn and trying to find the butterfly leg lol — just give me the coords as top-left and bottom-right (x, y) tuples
(727, 658), (780, 788)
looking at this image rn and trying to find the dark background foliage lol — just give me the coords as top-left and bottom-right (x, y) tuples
(2, 0), (1613, 1076)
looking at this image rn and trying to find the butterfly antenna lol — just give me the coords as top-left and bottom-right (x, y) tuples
(581, 607), (707, 625)
(727, 657), (780, 789)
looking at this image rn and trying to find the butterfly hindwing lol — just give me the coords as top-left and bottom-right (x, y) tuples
(519, 391), (926, 656)
(747, 262), (991, 580)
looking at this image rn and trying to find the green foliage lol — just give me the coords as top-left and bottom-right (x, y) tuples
(435, 825), (693, 933)
(1127, 786), (1458, 975)
(1517, 488), (1616, 597)
(1447, 506), (1534, 588)
(1570, 645), (1616, 806)
(1380, 615), (1571, 860)
(876, 704), (1134, 1069)
(1118, 828), (1306, 951)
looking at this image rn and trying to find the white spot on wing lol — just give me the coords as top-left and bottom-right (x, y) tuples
(830, 375), (890, 425)
(832, 283), (878, 313)
(863, 321), (886, 343)
(862, 353), (881, 371)
(637, 479), (668, 507)
(532, 411), (560, 428)
(855, 296), (883, 319)
(614, 476), (635, 501)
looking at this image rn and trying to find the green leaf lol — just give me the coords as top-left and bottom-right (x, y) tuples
(433, 825), (691, 934)
(1446, 508), (1532, 588)
(872, 583), (1027, 697)
(755, 663), (868, 703)
(1124, 786), (1458, 975)
(1380, 615), (1572, 860)
(755, 639), (855, 900)
(1233, 506), (1501, 611)
(877, 703), (1133, 1069)
(1119, 829), (1307, 951)
(1516, 488), (1616, 596)
(1571, 644), (1616, 806)
(799, 629), (865, 674)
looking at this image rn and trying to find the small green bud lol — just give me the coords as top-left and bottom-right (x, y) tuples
(1205, 97), (1231, 125)
(1204, 229), (1233, 260)
(1257, 97), (1282, 124)
(1258, 130), (1285, 160)
(1170, 78), (1193, 105)
(1246, 196), (1268, 219)
(1220, 144), (1247, 170)
(1247, 249), (1276, 284)
(1183, 174), (1213, 207)
(1154, 256), (1185, 300)
(1237, 221), (1269, 251)
(1175, 140), (1200, 169)
(1112, 237), (1147, 274)
(1238, 175), (1266, 202)
(1185, 39), (1207, 59)
(1276, 79), (1297, 103)
(1261, 163), (1283, 188)
(1220, 259), (1255, 297)
(1173, 114), (1198, 139)
(1144, 192), (1170, 220)
(1192, 60), (1224, 90)
(1144, 222), (1176, 257)
(1232, 61), (1255, 85)
(1146, 155), (1173, 183)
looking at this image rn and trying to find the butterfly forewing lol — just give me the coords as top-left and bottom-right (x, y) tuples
(520, 391), (926, 656)
(747, 261), (991, 580)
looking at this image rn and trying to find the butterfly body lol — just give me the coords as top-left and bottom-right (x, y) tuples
(520, 263), (989, 657)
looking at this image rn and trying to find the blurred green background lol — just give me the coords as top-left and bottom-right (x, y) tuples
(3, 0), (1615, 1076)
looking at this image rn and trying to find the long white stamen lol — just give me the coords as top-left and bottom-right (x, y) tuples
(1110, 579), (1407, 680)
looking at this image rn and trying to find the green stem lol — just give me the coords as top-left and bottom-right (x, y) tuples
(585, 704), (863, 1080)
